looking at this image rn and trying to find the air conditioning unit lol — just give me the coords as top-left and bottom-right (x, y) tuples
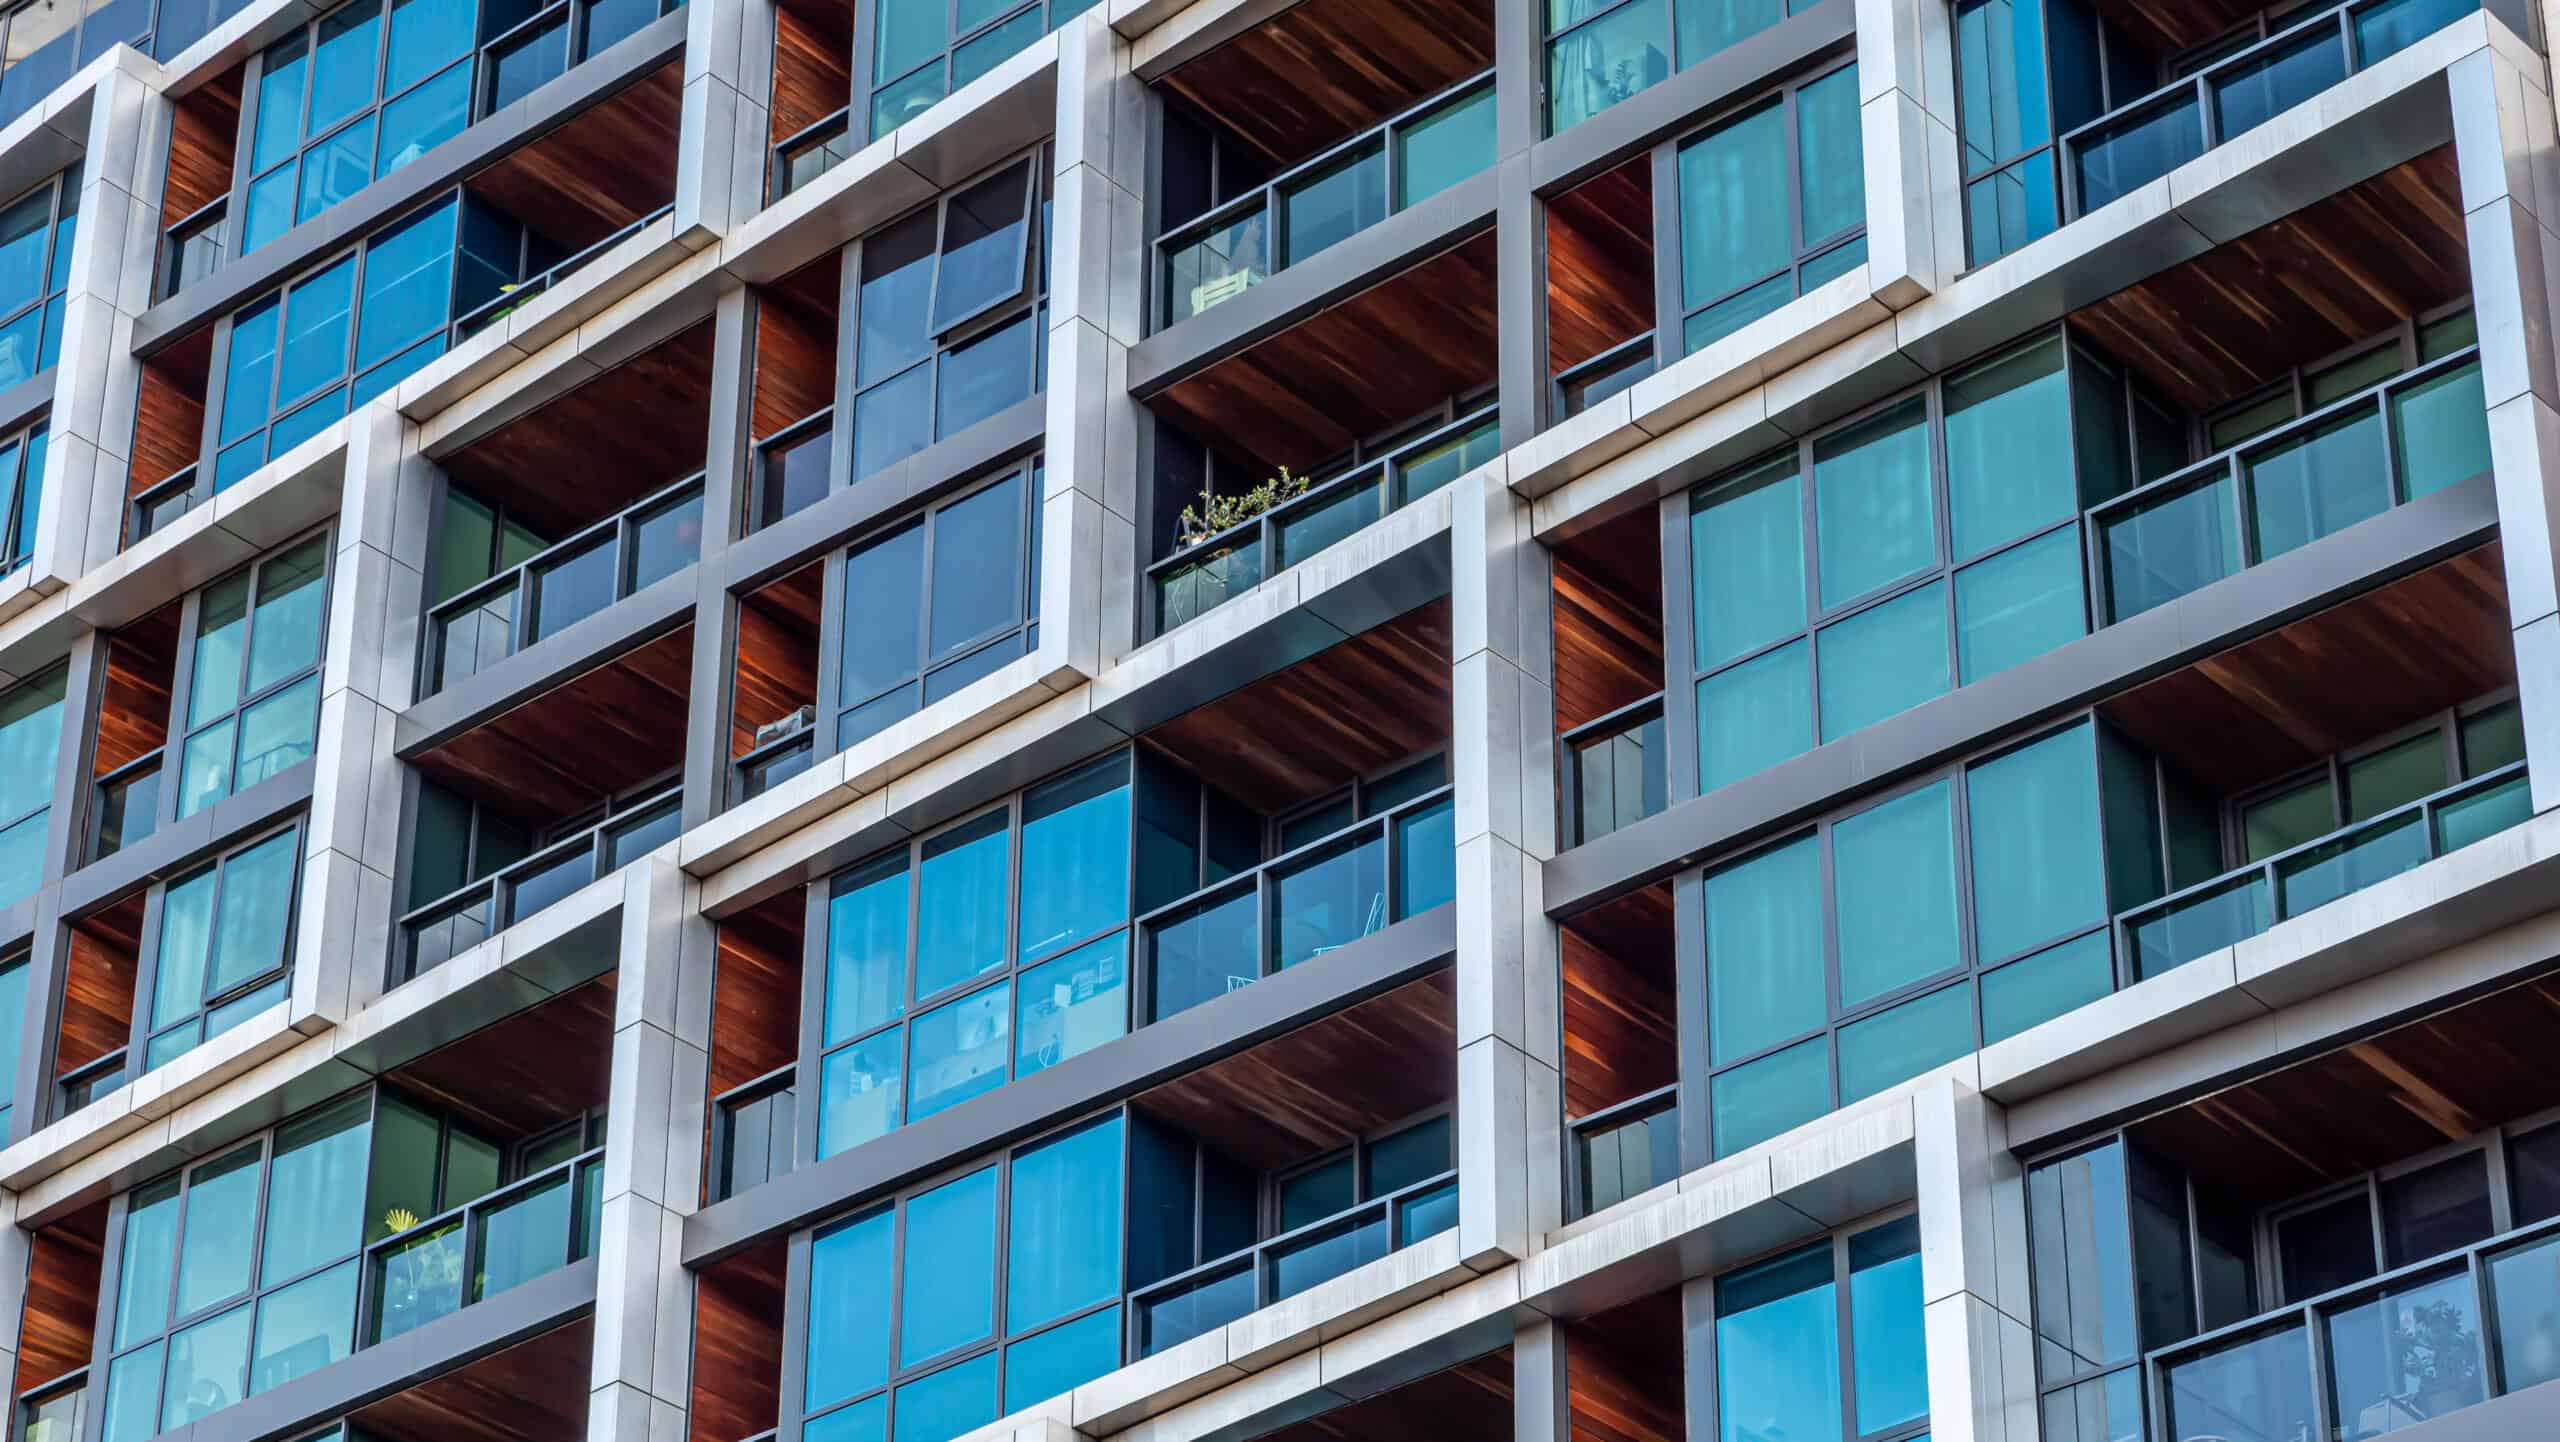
(754, 705), (814, 748)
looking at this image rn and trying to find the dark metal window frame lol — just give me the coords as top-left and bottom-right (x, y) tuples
(1687, 1203), (1932, 1442)
(2196, 298), (2476, 453)
(0, 164), (78, 375)
(2220, 690), (2519, 866)
(156, 532), (335, 828)
(853, 0), (1085, 148)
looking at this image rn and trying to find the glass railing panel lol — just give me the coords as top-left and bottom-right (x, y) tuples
(1397, 1179), (1458, 1245)
(528, 537), (616, 643)
(755, 417), (832, 530)
(2434, 771), (2531, 852)
(19, 1378), (82, 1442)
(504, 843), (596, 925)
(429, 581), (519, 693)
(630, 490), (705, 592)
(2392, 359), (2490, 500)
(1567, 705), (1667, 846)
(2072, 91), (2205, 214)
(2097, 470), (2241, 621)
(738, 733), (816, 801)
(1277, 143), (1385, 268)
(577, 1155), (603, 1259)
(774, 110), (854, 201)
(1546, 0), (1670, 134)
(1396, 84), (1496, 207)
(1154, 535), (1263, 633)
(2487, 1230), (2560, 1392)
(2356, 0), (2477, 62)
(1267, 1207), (1390, 1301)
(1145, 883), (1258, 1023)
(1269, 833), (1387, 970)
(2162, 1321), (2316, 1442)
(2243, 401), (2388, 562)
(2126, 871), (2272, 981)
(715, 1076), (797, 1201)
(1271, 473), (1384, 571)
(58, 1050), (124, 1113)
(1557, 336), (1656, 416)
(1576, 1095), (1678, 1217)
(93, 758), (161, 860)
(2210, 26), (2347, 143)
(1161, 207), (1267, 327)
(403, 890), (493, 978)
(1393, 795), (1456, 917)
(607, 801), (682, 866)
(2275, 808), (2429, 919)
(2322, 1266), (2484, 1434)
(473, 1169), (573, 1302)
(370, 1221), (465, 1343)
(1135, 1263), (1254, 1357)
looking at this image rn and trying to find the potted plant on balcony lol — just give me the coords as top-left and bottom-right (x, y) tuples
(375, 1207), (468, 1340)
(1163, 467), (1311, 625)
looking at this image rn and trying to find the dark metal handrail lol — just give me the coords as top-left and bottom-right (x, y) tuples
(448, 201), (676, 345)
(364, 1144), (604, 1344)
(1552, 331), (1656, 418)
(397, 787), (681, 978)
(1567, 1082), (1678, 1218)
(769, 107), (854, 201)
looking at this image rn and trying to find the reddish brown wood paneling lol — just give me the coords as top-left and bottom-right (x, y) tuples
(441, 322), (715, 540)
(127, 325), (213, 502)
(355, 1318), (592, 1442)
(768, 2), (851, 148)
(386, 976), (616, 1140)
(689, 1241), (786, 1442)
(58, 895), (141, 1076)
(2071, 149), (2467, 412)
(731, 562), (822, 758)
(751, 259), (839, 442)
(1569, 1291), (1683, 1442)
(412, 626), (695, 818)
(1547, 162), (1653, 377)
(1553, 548), (1663, 736)
(1259, 1352), (1514, 1441)
(1562, 888), (1676, 1120)
(1160, 0), (1494, 167)
(465, 61), (683, 253)
(709, 896), (801, 1097)
(13, 1204), (103, 1397)
(93, 603), (178, 777)
(162, 70), (241, 226)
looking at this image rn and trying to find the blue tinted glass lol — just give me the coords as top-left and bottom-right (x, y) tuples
(275, 257), (356, 404)
(376, 64), (469, 178)
(1817, 581), (1949, 740)
(1005, 1306), (1120, 1412)
(349, 333), (443, 407)
(807, 1397), (887, 1442)
(1008, 1116), (1124, 1329)
(1691, 456), (1803, 669)
(805, 1209), (894, 1410)
(355, 199), (456, 370)
(929, 163), (1031, 333)
(853, 366), (932, 479)
(827, 857), (910, 1043)
(385, 0), (474, 91)
(818, 1029), (903, 1157)
(934, 309), (1036, 441)
(0, 190), (48, 317)
(267, 384), (347, 457)
(2245, 405), (2390, 561)
(1834, 781), (1959, 1007)
(1715, 1244), (1844, 1442)
(220, 298), (283, 442)
(296, 114), (375, 225)
(929, 473), (1024, 662)
(915, 813), (1007, 998)
(1838, 981), (1972, 1102)
(1706, 834), (1822, 1064)
(1979, 929), (2111, 1043)
(242, 166), (298, 254)
(873, 0), (947, 84)
(1849, 1216), (1930, 1432)
(306, 5), (383, 135)
(858, 211), (936, 385)
(1713, 1034), (1828, 1156)
(1955, 527), (2085, 684)
(893, 1354), (996, 1442)
(1547, 0), (1669, 133)
(1016, 933), (1125, 1076)
(841, 519), (925, 703)
(1698, 638), (1810, 791)
(907, 982), (1009, 1120)
(900, 1167), (998, 1365)
(1814, 398), (1933, 607)
(1954, 0), (2049, 160)
(249, 38), (310, 172)
(1966, 722), (2105, 960)
(1394, 795), (1455, 916)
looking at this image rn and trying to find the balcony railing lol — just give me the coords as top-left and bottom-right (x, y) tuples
(157, 195), (227, 303)
(1141, 785), (1456, 1024)
(423, 473), (704, 697)
(398, 787), (682, 981)
(366, 1145), (604, 1344)
(709, 1064), (796, 1203)
(2146, 1203), (2560, 1442)
(1150, 406), (1496, 635)
(1155, 71), (1495, 330)
(2061, 0), (2476, 219)
(17, 1366), (84, 1442)
(1569, 1084), (1678, 1220)
(750, 408), (833, 532)
(732, 718), (818, 804)
(448, 202), (677, 347)
(87, 750), (163, 863)
(2088, 343), (2487, 624)
(1129, 1167), (1458, 1357)
(2117, 761), (2529, 982)
(770, 107), (854, 202)
(129, 464), (199, 546)
(1561, 693), (1665, 847)
(1554, 332), (1656, 419)
(56, 1048), (126, 1117)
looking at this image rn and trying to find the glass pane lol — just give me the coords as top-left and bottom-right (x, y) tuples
(825, 857), (909, 1045)
(1817, 581), (1950, 740)
(2357, 0), (2479, 62)
(1849, 1216), (1928, 1433)
(376, 62), (468, 179)
(2074, 92), (2205, 214)
(2278, 808), (2431, 918)
(477, 1171), (572, 1299)
(2246, 403), (2390, 561)
(2210, 30), (2345, 143)
(2460, 702), (2524, 778)
(1837, 981), (1972, 1102)
(486, 15), (568, 111)
(1270, 1210), (1389, 1298)
(174, 1144), (262, 1315)
(2165, 1324), (2317, 1442)
(1138, 1264), (1254, 1355)
(1966, 155), (2059, 265)
(2393, 361), (2490, 500)
(2380, 1151), (2493, 1267)
(247, 1259), (355, 1396)
(0, 190), (46, 318)
(275, 257), (356, 407)
(189, 571), (253, 724)
(1161, 206), (1268, 326)
(1711, 1033), (1827, 1156)
(235, 674), (319, 789)
(1955, 527), (2084, 684)
(1007, 1116), (1124, 1329)
(1798, 64), (1863, 247)
(208, 829), (296, 996)
(2128, 872), (2271, 979)
(807, 1397), (887, 1442)
(852, 365), (931, 479)
(817, 1029), (903, 1158)
(893, 1353), (996, 1442)
(1273, 475), (1382, 570)
(306, 4), (382, 135)
(1547, 0), (1670, 134)
(899, 1166), (997, 1366)
(906, 981), (1008, 1120)
(948, 4), (1039, 89)
(2101, 472), (2242, 620)
(1280, 1153), (1354, 1230)
(1684, 271), (1793, 354)
(387, 0), (475, 91)
(1980, 930), (2112, 1043)
(931, 161), (1032, 333)
(1005, 1306), (1120, 1413)
(1691, 456), (1803, 670)
(805, 1209), (893, 1410)
(160, 1301), (252, 1429)
(2490, 1230), (2560, 1392)
(1680, 97), (1790, 316)
(1946, 336), (2073, 557)
(2279, 1193), (2378, 1302)
(1279, 144), (1385, 266)
(2244, 776), (2333, 862)
(934, 308), (1035, 441)
(295, 116), (376, 227)
(2326, 1269), (2484, 1435)
(1396, 85), (1494, 208)
(1147, 884), (1257, 1021)
(1705, 834), (1821, 1063)
(629, 491), (703, 592)
(1834, 781), (1959, 1006)
(1714, 1243), (1842, 1442)
(929, 474), (1024, 661)
(0, 665), (65, 824)
(1015, 933), (1125, 1077)
(841, 519), (925, 706)
(1271, 832), (1387, 968)
(113, 1176), (182, 1348)
(2346, 732), (2447, 823)
(1955, 0), (2052, 162)
(353, 200), (456, 372)
(915, 812), (1007, 998)
(1394, 793), (1456, 917)
(261, 1094), (371, 1284)
(1813, 397), (1932, 608)
(1697, 638), (1810, 791)
(1967, 722), (2106, 960)
(248, 38), (309, 172)
(2434, 773), (2531, 854)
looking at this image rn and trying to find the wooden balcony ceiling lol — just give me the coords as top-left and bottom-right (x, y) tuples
(1161, 0), (1494, 167)
(1562, 885), (1677, 1119)
(440, 319), (714, 540)
(95, 602), (179, 776)
(2098, 543), (2510, 794)
(1252, 1351), (1513, 1442)
(388, 975), (616, 1139)
(1154, 233), (1499, 476)
(710, 895), (802, 1094)
(692, 1239), (788, 1442)
(1547, 161), (1653, 377)
(2100, 0), (2272, 56)
(732, 561), (823, 757)
(1135, 970), (1456, 1172)
(1144, 600), (1452, 816)
(468, 58), (682, 253)
(1567, 1289), (1683, 1442)
(412, 625), (694, 818)
(353, 1317), (595, 1442)
(2070, 147), (2465, 412)
(2135, 968), (2560, 1207)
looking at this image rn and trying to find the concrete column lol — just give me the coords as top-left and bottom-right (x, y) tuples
(1513, 1318), (1573, 1442)
(1047, 14), (1145, 672)
(682, 283), (753, 832)
(1493, 0), (1544, 451)
(2450, 42), (2560, 814)
(1855, 0), (1965, 306)
(1453, 468), (1564, 1268)
(675, 0), (771, 248)
(43, 55), (162, 592)
(588, 855), (719, 1442)
(1913, 1077), (2038, 1442)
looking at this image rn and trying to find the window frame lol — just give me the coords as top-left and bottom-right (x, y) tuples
(2218, 691), (2519, 865)
(128, 816), (308, 1075)
(2196, 298), (2477, 452)
(1693, 1204), (1932, 1442)
(162, 532), (335, 826)
(858, 0), (1092, 146)
(0, 0), (147, 125)
(1949, 0), (2164, 266)
(0, 419), (50, 576)
(1262, 1105), (1453, 1236)
(0, 165), (77, 388)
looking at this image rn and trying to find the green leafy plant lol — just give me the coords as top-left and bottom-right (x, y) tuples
(1176, 467), (1311, 550)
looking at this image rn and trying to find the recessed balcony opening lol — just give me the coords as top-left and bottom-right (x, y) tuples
(1546, 158), (1655, 419)
(706, 892), (803, 1205)
(1253, 1348), (1512, 1440)
(156, 67), (242, 304)
(768, 0), (855, 200)
(54, 891), (143, 1119)
(342, 1317), (595, 1442)
(85, 602), (181, 864)
(1563, 884), (1676, 1220)
(746, 259), (843, 535)
(1144, 236), (1498, 634)
(423, 321), (712, 700)
(2092, 543), (2523, 982)
(400, 627), (692, 979)
(729, 561), (823, 811)
(691, 1241), (785, 1442)
(125, 328), (214, 547)
(1555, 505), (1665, 847)
(1125, 971), (1457, 1359)
(13, 1199), (105, 1442)
(2027, 965), (2560, 1442)
(1134, 603), (1454, 1021)
(1567, 1289), (1682, 1442)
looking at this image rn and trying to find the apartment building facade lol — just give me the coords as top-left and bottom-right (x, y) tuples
(0, 0), (2529, 1436)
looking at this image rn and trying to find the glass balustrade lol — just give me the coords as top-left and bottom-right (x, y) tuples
(398, 789), (680, 981)
(1572, 1085), (1678, 1218)
(367, 1147), (604, 1343)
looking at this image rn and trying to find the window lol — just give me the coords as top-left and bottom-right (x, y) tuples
(834, 461), (1042, 752)
(0, 662), (63, 909)
(815, 754), (1131, 1159)
(173, 538), (328, 821)
(0, 421), (49, 576)
(1689, 331), (2139, 794)
(0, 166), (74, 389)
(1952, 0), (2140, 264)
(237, 0), (473, 255)
(0, 949), (26, 1134)
(802, 1115), (1125, 1442)
(139, 823), (300, 1073)
(866, 0), (1099, 141)
(1704, 721), (2123, 1157)
(1676, 61), (1865, 353)
(0, 0), (146, 126)
(1546, 0), (1796, 135)
(1709, 1214), (1927, 1442)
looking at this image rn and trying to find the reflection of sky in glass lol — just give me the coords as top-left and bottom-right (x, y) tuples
(1851, 1217), (1930, 1432)
(1716, 1244), (1843, 1442)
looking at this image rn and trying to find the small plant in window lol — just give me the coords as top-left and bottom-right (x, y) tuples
(1175, 467), (1312, 551)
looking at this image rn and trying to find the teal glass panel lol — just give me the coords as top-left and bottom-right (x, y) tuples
(2100, 473), (2241, 620)
(260, 1094), (370, 1284)
(1704, 835), (1821, 1064)
(2127, 872), (2270, 980)
(2345, 733), (2445, 823)
(1690, 455), (1803, 670)
(2392, 361), (2490, 500)
(1797, 64), (1863, 247)
(1015, 933), (1126, 1078)
(1018, 757), (1129, 962)
(476, 1171), (572, 1300)
(2356, 0), (2478, 63)
(1946, 336), (2072, 557)
(1955, 527), (2085, 684)
(1714, 1243), (1843, 1442)
(1394, 795), (1456, 915)
(1278, 143), (1384, 268)
(1799, 233), (1866, 289)
(99, 1341), (164, 1442)
(160, 1301), (252, 1429)
(246, 540), (324, 690)
(826, 856), (908, 1046)
(1955, 0), (2050, 162)
(872, 0), (946, 83)
(1697, 638), (1810, 791)
(2490, 1231), (2560, 1392)
(0, 808), (42, 908)
(1817, 581), (1949, 740)
(1146, 884), (1256, 1022)
(2210, 29), (2344, 144)
(1683, 271), (1793, 354)
(1394, 418), (1499, 502)
(1370, 1115), (1452, 1194)
(1006, 1307), (1121, 1412)
(906, 981), (1009, 1121)
(1838, 981), (1972, 1103)
(1979, 930), (2112, 1043)
(2276, 810), (2429, 919)
(915, 811), (1007, 998)
(2435, 774), (2530, 854)
(208, 828), (295, 998)
(266, 385), (346, 459)
(1547, 0), (1670, 134)
(1400, 1179), (1460, 1243)
(174, 1145), (262, 1315)
(900, 1167), (998, 1366)
(0, 665), (64, 823)
(808, 1397), (888, 1442)
(113, 1176), (181, 1348)
(871, 64), (944, 139)
(1675, 0), (1784, 70)
(149, 866), (217, 1029)
(2074, 92), (2205, 214)
(949, 5), (1040, 90)
(818, 1030), (903, 1158)
(1833, 781), (1959, 1008)
(1813, 397), (1932, 608)
(2246, 404), (2389, 561)
(1849, 1216), (1930, 1433)
(1965, 722), (2105, 961)
(1007, 1115), (1124, 1328)
(247, 1259), (356, 1395)
(1679, 96), (1788, 310)
(2163, 1324), (2315, 1442)
(2461, 701), (2524, 777)
(1396, 84), (1494, 208)
(894, 1353), (997, 1442)
(2243, 777), (2332, 862)
(2028, 1143), (2141, 1374)
(806, 1208), (893, 1409)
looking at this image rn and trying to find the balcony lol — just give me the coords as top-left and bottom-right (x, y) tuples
(1559, 884), (1676, 1219)
(367, 1146), (603, 1343)
(1554, 503), (1665, 847)
(1254, 1350), (1516, 1441)
(706, 892), (802, 1205)
(13, 1200), (104, 1442)
(333, 1316), (594, 1442)
(726, 562), (822, 806)
(399, 784), (678, 978)
(445, 201), (676, 347)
